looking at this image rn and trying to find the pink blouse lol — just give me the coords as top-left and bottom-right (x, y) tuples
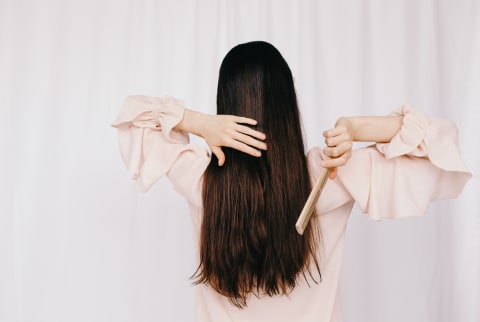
(112, 95), (471, 322)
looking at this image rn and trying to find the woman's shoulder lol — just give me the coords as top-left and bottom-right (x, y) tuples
(306, 147), (324, 181)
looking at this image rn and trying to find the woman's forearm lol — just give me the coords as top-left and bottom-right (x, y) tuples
(175, 108), (206, 137)
(336, 116), (403, 143)
(322, 115), (403, 178)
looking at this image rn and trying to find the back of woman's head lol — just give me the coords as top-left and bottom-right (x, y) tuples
(195, 41), (320, 307)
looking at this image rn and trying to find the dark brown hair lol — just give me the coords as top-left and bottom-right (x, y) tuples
(194, 41), (320, 307)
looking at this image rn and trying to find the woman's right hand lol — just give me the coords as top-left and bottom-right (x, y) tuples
(201, 114), (267, 166)
(178, 109), (267, 166)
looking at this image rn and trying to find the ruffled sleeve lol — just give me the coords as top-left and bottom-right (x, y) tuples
(111, 95), (210, 195)
(337, 105), (472, 220)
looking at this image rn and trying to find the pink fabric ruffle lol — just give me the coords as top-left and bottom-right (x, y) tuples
(111, 95), (191, 192)
(337, 104), (472, 220)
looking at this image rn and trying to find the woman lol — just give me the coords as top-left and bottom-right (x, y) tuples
(112, 41), (471, 322)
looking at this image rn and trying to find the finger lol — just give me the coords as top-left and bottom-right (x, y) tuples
(320, 152), (351, 168)
(321, 158), (344, 168)
(323, 125), (347, 138)
(324, 132), (351, 147)
(235, 124), (267, 141)
(320, 156), (338, 179)
(323, 141), (352, 158)
(231, 116), (258, 126)
(228, 139), (262, 157)
(211, 146), (226, 166)
(233, 132), (268, 150)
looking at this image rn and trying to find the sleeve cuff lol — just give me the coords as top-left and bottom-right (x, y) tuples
(375, 104), (471, 174)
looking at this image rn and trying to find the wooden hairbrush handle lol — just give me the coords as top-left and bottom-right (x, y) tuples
(295, 167), (331, 235)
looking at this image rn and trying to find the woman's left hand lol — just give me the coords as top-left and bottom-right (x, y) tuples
(322, 118), (354, 179)
(200, 114), (267, 166)
(177, 110), (267, 166)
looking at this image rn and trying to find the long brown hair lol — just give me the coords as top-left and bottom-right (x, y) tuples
(193, 41), (320, 307)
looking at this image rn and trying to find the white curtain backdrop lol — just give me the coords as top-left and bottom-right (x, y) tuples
(1, 0), (479, 321)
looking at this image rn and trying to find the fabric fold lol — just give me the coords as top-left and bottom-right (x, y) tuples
(111, 95), (193, 192)
(376, 104), (429, 158)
